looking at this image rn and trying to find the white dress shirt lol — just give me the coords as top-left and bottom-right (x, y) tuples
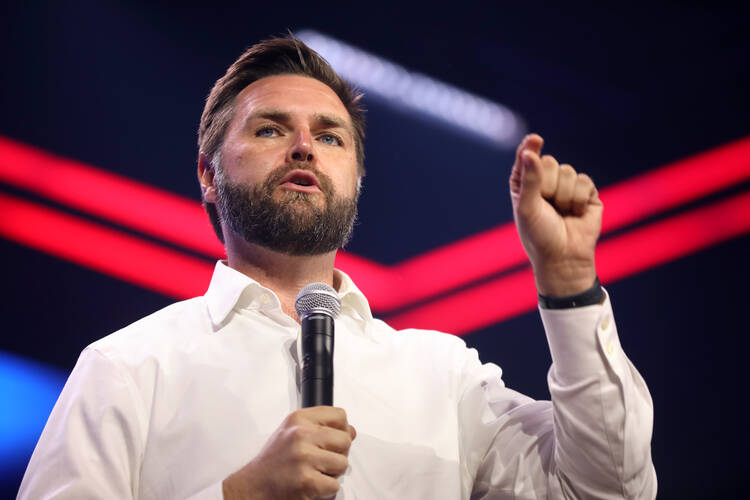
(18, 261), (656, 499)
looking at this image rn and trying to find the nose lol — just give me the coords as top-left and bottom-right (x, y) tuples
(288, 129), (314, 163)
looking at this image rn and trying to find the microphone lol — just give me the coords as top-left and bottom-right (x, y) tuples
(295, 283), (341, 408)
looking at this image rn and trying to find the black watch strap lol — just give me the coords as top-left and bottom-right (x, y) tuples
(538, 276), (604, 309)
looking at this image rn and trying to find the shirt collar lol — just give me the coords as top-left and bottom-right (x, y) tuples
(204, 261), (374, 327)
(204, 261), (264, 326)
(334, 268), (374, 323)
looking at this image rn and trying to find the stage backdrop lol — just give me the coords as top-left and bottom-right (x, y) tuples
(1, 3), (748, 498)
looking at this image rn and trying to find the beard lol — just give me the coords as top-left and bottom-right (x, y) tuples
(214, 163), (359, 256)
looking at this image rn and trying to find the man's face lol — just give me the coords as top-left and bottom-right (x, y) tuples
(212, 74), (361, 255)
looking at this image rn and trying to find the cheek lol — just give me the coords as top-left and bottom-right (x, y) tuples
(340, 165), (359, 197)
(225, 148), (279, 183)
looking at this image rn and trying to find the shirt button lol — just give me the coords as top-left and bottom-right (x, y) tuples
(600, 314), (611, 331)
(606, 341), (615, 356)
(260, 295), (271, 305)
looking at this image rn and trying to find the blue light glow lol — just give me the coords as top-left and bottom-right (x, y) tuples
(0, 351), (66, 476)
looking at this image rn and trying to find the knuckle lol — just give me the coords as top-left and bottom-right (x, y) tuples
(321, 476), (341, 496)
(291, 424), (309, 441)
(541, 155), (558, 169)
(298, 445), (314, 463)
(294, 457), (310, 477)
(577, 173), (594, 187)
(286, 410), (303, 425)
(342, 433), (353, 450)
(289, 440), (306, 462)
(299, 471), (318, 496)
(560, 164), (576, 176)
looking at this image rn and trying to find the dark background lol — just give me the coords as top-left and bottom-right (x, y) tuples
(1, 2), (749, 498)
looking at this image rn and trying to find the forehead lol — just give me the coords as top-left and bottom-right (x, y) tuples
(233, 74), (351, 125)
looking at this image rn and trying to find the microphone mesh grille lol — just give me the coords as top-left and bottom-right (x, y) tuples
(294, 282), (341, 318)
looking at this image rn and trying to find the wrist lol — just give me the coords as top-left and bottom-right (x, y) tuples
(222, 471), (247, 500)
(223, 463), (267, 500)
(531, 259), (597, 297)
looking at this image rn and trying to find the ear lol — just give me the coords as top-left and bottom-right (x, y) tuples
(197, 154), (217, 203)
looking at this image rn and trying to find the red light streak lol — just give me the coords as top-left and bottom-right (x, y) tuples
(1, 187), (748, 335)
(0, 137), (225, 259)
(596, 190), (750, 284)
(5, 136), (748, 312)
(1, 135), (750, 332)
(0, 193), (214, 299)
(386, 190), (750, 334)
(370, 136), (750, 311)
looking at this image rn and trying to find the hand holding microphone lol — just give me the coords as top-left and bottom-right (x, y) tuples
(223, 283), (355, 500)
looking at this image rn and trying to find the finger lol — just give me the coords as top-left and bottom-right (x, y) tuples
(301, 469), (340, 498)
(348, 424), (357, 441)
(303, 406), (350, 432)
(571, 173), (596, 215)
(313, 426), (354, 455)
(514, 133), (544, 167)
(311, 447), (350, 477)
(554, 164), (577, 213)
(590, 185), (601, 204)
(516, 150), (543, 214)
(510, 134), (544, 196)
(539, 155), (559, 198)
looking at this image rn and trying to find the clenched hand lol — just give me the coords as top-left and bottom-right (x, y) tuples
(509, 134), (603, 297)
(223, 407), (356, 500)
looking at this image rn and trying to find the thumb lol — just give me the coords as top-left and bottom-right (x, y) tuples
(517, 150), (543, 213)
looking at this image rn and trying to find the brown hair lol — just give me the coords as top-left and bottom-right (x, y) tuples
(198, 34), (366, 243)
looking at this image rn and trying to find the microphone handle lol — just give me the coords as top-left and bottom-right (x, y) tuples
(300, 313), (334, 407)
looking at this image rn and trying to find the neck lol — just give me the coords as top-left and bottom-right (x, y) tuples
(224, 235), (339, 322)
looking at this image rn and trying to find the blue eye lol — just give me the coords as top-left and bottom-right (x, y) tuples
(256, 127), (278, 137)
(319, 134), (341, 146)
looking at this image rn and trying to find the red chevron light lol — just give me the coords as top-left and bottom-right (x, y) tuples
(3, 187), (748, 335)
(386, 189), (750, 333)
(0, 136), (225, 258)
(1, 135), (749, 334)
(367, 136), (750, 311)
(2, 136), (749, 313)
(0, 192), (214, 299)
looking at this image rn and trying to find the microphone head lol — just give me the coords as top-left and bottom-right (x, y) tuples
(294, 282), (342, 320)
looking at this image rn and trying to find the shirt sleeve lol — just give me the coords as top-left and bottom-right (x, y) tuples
(17, 348), (148, 499)
(457, 289), (657, 499)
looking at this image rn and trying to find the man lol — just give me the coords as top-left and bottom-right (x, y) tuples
(19, 35), (656, 499)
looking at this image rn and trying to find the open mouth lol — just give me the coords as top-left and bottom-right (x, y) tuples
(279, 169), (322, 192)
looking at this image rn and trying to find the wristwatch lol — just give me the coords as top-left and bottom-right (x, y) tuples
(538, 276), (604, 309)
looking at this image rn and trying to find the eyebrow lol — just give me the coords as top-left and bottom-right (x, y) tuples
(244, 109), (291, 127)
(312, 112), (349, 131)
